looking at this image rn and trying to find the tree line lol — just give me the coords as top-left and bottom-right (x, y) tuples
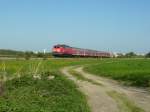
(117, 52), (150, 58)
(0, 49), (52, 60)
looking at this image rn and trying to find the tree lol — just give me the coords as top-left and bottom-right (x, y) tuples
(24, 51), (32, 60)
(36, 52), (44, 58)
(125, 52), (137, 58)
(145, 52), (150, 58)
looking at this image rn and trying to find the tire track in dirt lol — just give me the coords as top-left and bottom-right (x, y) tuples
(61, 66), (119, 112)
(74, 67), (150, 112)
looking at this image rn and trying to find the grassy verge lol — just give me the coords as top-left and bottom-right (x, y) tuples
(85, 59), (150, 87)
(107, 91), (144, 112)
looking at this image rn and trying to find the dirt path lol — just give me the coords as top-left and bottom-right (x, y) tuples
(75, 67), (150, 112)
(61, 66), (119, 112)
(61, 66), (150, 112)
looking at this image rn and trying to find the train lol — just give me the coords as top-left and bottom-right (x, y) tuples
(52, 44), (113, 58)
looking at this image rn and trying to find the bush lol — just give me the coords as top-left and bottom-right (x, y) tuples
(24, 52), (33, 60)
(145, 52), (150, 58)
(125, 52), (137, 58)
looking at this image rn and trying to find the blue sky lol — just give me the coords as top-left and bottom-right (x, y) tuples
(0, 0), (150, 53)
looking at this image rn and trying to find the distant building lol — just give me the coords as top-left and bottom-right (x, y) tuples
(113, 52), (125, 58)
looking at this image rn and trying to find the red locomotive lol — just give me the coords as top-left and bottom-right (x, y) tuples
(52, 44), (113, 58)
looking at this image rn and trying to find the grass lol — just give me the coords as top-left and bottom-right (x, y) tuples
(85, 59), (150, 87)
(0, 58), (99, 112)
(107, 91), (144, 112)
(69, 68), (102, 86)
(0, 58), (100, 81)
(0, 71), (90, 112)
(0, 58), (150, 111)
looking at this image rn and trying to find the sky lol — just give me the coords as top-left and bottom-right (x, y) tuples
(0, 0), (150, 53)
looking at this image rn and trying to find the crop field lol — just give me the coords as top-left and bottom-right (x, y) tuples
(0, 58), (150, 112)
(85, 59), (150, 87)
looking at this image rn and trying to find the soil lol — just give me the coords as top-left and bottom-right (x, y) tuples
(61, 66), (150, 112)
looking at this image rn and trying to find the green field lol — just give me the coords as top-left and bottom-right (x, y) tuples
(85, 59), (150, 87)
(0, 58), (150, 112)
(0, 59), (99, 112)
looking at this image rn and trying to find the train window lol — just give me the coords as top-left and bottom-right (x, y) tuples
(54, 46), (60, 48)
(54, 45), (70, 48)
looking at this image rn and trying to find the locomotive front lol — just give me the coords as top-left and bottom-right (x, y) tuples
(52, 45), (64, 56)
(52, 44), (74, 57)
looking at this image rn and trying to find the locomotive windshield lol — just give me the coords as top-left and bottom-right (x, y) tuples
(54, 45), (70, 48)
(54, 46), (60, 48)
